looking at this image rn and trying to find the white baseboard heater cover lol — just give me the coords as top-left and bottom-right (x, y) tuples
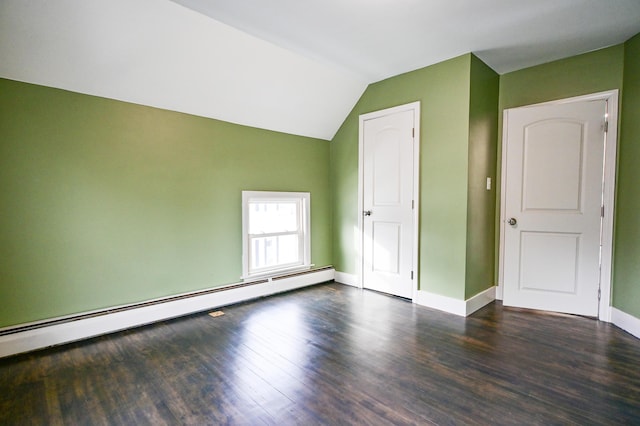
(0, 266), (335, 358)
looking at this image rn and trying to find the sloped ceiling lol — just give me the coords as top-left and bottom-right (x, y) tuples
(0, 0), (367, 140)
(1, 0), (639, 140)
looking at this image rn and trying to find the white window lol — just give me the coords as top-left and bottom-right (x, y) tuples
(242, 191), (311, 279)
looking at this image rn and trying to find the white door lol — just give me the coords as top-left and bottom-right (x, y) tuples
(361, 108), (415, 299)
(502, 99), (607, 316)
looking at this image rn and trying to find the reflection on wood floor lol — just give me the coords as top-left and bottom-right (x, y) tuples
(1, 282), (639, 425)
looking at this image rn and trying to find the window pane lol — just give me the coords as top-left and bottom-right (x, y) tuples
(250, 234), (300, 270)
(249, 201), (298, 234)
(242, 191), (310, 278)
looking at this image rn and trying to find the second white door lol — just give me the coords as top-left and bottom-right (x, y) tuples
(502, 99), (607, 316)
(361, 107), (416, 299)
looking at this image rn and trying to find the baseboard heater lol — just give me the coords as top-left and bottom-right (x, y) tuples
(0, 266), (335, 358)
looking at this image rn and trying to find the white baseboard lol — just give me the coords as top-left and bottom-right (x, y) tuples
(334, 271), (359, 288)
(414, 291), (466, 316)
(414, 286), (496, 317)
(0, 268), (335, 358)
(611, 307), (640, 339)
(466, 286), (497, 315)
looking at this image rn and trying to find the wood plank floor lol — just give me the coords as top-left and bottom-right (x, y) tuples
(1, 282), (639, 425)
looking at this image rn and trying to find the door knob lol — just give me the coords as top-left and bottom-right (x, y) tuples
(363, 210), (372, 216)
(507, 217), (517, 226)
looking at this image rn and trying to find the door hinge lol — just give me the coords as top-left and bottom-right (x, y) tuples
(412, 128), (415, 138)
(604, 120), (609, 133)
(412, 200), (415, 209)
(601, 205), (605, 218)
(598, 288), (601, 300)
(411, 271), (414, 280)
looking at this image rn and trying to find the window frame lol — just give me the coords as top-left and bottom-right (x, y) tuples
(241, 191), (311, 280)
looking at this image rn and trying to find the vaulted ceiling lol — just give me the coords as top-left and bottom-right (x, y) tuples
(2, 0), (639, 140)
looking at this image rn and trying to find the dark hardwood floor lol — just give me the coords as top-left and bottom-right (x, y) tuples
(1, 282), (639, 425)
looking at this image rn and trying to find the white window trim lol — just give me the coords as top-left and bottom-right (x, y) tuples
(241, 191), (311, 280)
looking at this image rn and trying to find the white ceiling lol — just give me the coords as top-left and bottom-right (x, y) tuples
(171, 0), (640, 79)
(1, 0), (639, 140)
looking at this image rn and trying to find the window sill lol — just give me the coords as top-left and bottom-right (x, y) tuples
(241, 264), (314, 282)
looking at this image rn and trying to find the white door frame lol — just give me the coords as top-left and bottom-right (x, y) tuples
(498, 90), (619, 322)
(357, 101), (421, 301)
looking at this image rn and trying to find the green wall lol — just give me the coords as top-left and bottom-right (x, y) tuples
(4, 38), (638, 329)
(614, 33), (640, 317)
(331, 54), (498, 300)
(465, 56), (499, 299)
(0, 78), (332, 327)
(499, 45), (625, 110)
